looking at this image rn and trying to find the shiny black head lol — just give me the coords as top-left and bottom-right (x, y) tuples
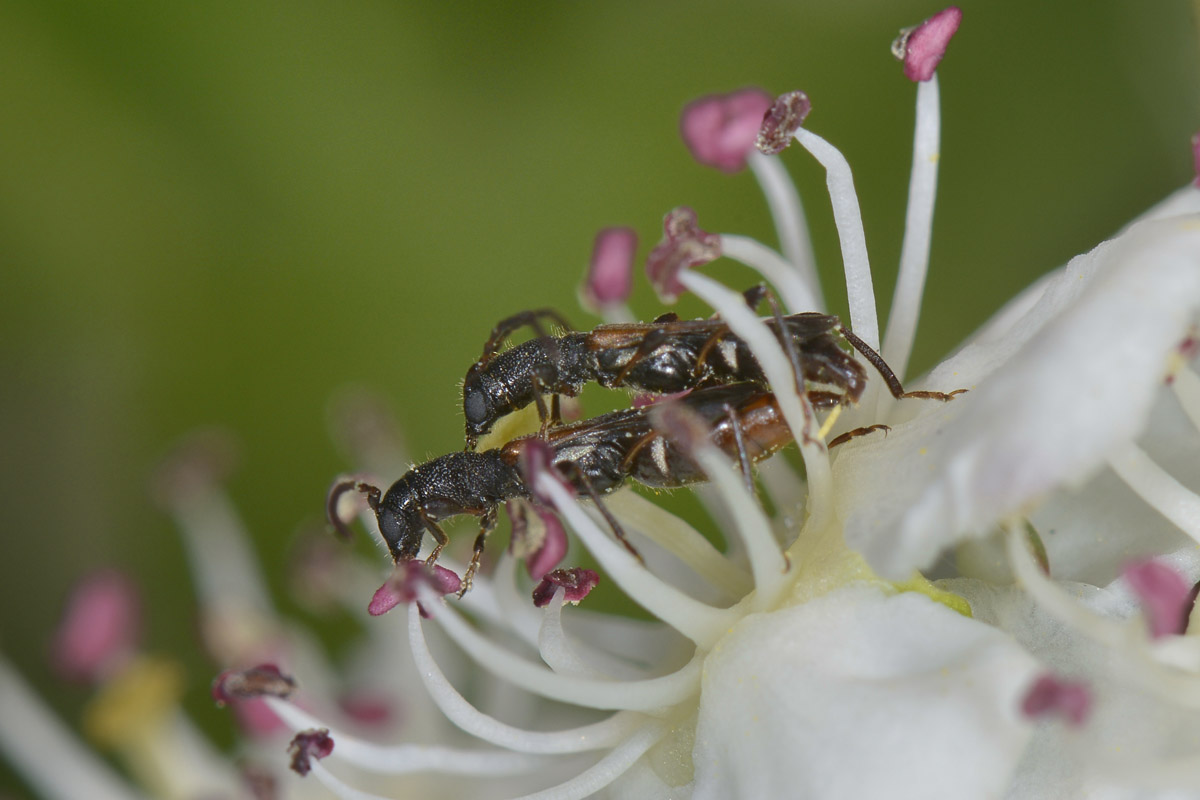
(374, 475), (425, 562)
(462, 363), (499, 449)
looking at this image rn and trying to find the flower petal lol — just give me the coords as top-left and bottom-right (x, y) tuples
(691, 585), (1037, 800)
(839, 210), (1200, 579)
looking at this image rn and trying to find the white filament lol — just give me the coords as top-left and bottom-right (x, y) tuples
(680, 270), (834, 530)
(719, 233), (820, 313)
(265, 697), (548, 775)
(1108, 442), (1200, 545)
(406, 605), (641, 753)
(0, 658), (150, 800)
(882, 75), (942, 383)
(174, 487), (275, 619)
(537, 473), (740, 647)
(690, 445), (789, 610)
(792, 127), (880, 351)
(748, 150), (822, 305)
(605, 490), (752, 600)
(538, 588), (643, 679)
(418, 584), (703, 710)
(506, 721), (667, 800)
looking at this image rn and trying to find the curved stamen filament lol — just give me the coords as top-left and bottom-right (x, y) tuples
(689, 445), (789, 610)
(605, 490), (752, 600)
(1108, 442), (1200, 545)
(792, 127), (880, 351)
(406, 605), (642, 753)
(1005, 521), (1200, 707)
(882, 74), (942, 383)
(679, 270), (834, 531)
(538, 588), (649, 679)
(539, 474), (741, 648)
(264, 697), (549, 774)
(747, 150), (822, 306)
(418, 584), (704, 711)
(719, 233), (820, 313)
(505, 721), (667, 800)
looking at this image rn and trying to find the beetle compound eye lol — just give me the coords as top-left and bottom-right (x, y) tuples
(464, 389), (488, 426)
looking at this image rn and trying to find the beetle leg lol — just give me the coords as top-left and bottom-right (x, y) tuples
(457, 506), (497, 597)
(837, 326), (966, 402)
(478, 309), (574, 366)
(828, 424), (891, 449)
(419, 510), (450, 566)
(559, 462), (643, 564)
(724, 402), (756, 499)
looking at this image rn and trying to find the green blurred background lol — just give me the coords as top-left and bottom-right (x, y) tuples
(1, 0), (1197, 794)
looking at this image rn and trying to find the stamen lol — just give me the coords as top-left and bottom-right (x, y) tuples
(1005, 521), (1200, 707)
(287, 728), (334, 776)
(679, 88), (772, 173)
(51, 569), (141, 684)
(746, 151), (822, 305)
(0, 657), (146, 800)
(416, 585), (704, 711)
(649, 401), (789, 610)
(791, 127), (881, 351)
(536, 472), (741, 648)
(678, 270), (834, 530)
(881, 74), (942, 383)
(504, 721), (667, 800)
(1004, 519), (1129, 651)
(1123, 559), (1191, 638)
(1019, 673), (1092, 726)
(604, 490), (752, 599)
(1108, 442), (1200, 545)
(407, 604), (643, 752)
(718, 233), (820, 312)
(264, 697), (549, 775)
(490, 552), (548, 646)
(892, 7), (962, 83)
(533, 569), (600, 609)
(538, 585), (609, 677)
(579, 227), (637, 323)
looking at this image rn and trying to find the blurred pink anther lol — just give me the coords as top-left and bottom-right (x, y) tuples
(508, 499), (568, 580)
(680, 88), (773, 173)
(1020, 673), (1092, 726)
(892, 7), (962, 82)
(532, 567), (600, 608)
(1192, 131), (1200, 186)
(755, 91), (811, 156)
(212, 663), (296, 707)
(287, 728), (334, 777)
(368, 561), (461, 617)
(518, 439), (573, 507)
(581, 227), (637, 312)
(1123, 558), (1192, 638)
(646, 207), (721, 303)
(51, 569), (141, 683)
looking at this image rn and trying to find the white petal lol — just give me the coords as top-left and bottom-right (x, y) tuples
(838, 211), (1200, 579)
(691, 585), (1037, 800)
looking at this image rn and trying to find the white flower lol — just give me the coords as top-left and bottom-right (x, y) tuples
(5, 8), (1200, 800)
